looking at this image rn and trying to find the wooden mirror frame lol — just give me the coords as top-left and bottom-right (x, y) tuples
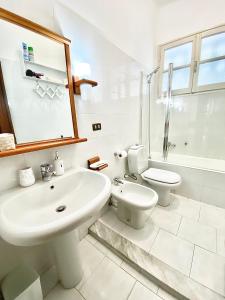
(0, 7), (87, 158)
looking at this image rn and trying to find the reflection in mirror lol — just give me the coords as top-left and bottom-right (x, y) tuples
(0, 19), (74, 144)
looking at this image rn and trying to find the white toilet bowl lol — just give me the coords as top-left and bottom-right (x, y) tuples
(111, 180), (158, 229)
(127, 145), (181, 207)
(141, 168), (181, 206)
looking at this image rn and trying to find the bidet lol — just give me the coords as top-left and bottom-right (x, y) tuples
(112, 180), (158, 229)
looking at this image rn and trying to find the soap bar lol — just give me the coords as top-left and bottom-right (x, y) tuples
(90, 160), (107, 170)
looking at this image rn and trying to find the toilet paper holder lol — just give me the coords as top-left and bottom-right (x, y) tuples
(114, 150), (127, 159)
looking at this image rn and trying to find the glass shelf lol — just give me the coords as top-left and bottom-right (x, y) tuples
(23, 75), (66, 86)
(23, 59), (66, 73)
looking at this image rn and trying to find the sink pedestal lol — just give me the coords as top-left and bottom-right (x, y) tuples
(51, 230), (83, 289)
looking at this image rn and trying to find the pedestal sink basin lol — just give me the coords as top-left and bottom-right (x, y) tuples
(0, 168), (111, 288)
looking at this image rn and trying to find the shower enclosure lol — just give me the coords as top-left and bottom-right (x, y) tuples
(149, 25), (225, 172)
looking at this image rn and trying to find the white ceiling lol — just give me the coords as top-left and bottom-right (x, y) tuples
(154, 0), (179, 6)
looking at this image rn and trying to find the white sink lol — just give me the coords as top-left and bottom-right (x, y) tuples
(0, 168), (111, 246)
(0, 168), (111, 288)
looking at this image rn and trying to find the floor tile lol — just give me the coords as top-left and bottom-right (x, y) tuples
(199, 203), (225, 231)
(178, 217), (217, 252)
(217, 229), (225, 258)
(44, 284), (84, 300)
(99, 208), (126, 233)
(150, 229), (194, 276)
(150, 206), (181, 235)
(79, 257), (135, 300)
(85, 234), (97, 245)
(120, 217), (159, 252)
(128, 282), (161, 300)
(40, 266), (58, 297)
(91, 216), (225, 300)
(93, 238), (123, 265)
(187, 277), (225, 300)
(157, 288), (178, 299)
(121, 261), (158, 293)
(76, 239), (104, 288)
(190, 246), (225, 296)
(163, 194), (201, 221)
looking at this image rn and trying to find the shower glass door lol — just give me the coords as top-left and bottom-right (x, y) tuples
(150, 25), (225, 172)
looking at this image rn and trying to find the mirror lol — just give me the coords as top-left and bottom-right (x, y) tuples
(0, 7), (86, 157)
(0, 18), (74, 144)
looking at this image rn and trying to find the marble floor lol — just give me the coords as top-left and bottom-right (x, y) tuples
(90, 194), (225, 300)
(45, 235), (177, 300)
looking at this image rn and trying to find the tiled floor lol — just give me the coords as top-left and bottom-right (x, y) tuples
(191, 246), (225, 296)
(96, 194), (225, 298)
(150, 229), (194, 276)
(45, 235), (177, 300)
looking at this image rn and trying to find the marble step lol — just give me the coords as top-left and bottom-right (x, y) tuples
(89, 219), (224, 300)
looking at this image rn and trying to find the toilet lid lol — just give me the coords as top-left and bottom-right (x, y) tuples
(142, 168), (181, 184)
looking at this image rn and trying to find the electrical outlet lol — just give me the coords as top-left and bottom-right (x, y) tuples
(92, 123), (102, 131)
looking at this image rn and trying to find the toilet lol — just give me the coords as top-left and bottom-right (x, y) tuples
(128, 145), (181, 206)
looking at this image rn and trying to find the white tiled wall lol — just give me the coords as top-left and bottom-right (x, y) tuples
(0, 5), (147, 282)
(151, 90), (225, 161)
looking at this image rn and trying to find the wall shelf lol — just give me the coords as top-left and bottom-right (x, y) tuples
(73, 77), (98, 95)
(23, 75), (66, 86)
(21, 54), (67, 86)
(0, 137), (87, 158)
(23, 59), (66, 73)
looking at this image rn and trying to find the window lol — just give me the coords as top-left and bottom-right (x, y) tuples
(161, 37), (195, 94)
(159, 25), (225, 95)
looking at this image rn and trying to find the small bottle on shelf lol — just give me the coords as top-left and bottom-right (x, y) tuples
(28, 46), (34, 62)
(22, 42), (29, 61)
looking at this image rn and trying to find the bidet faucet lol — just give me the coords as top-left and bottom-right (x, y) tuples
(40, 163), (55, 181)
(113, 177), (124, 185)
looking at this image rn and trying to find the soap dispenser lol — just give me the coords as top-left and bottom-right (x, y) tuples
(54, 151), (64, 176)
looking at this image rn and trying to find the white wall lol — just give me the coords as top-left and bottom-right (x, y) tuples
(0, 0), (147, 282)
(0, 0), (157, 69)
(157, 0), (225, 44)
(0, 0), (57, 31)
(59, 0), (157, 69)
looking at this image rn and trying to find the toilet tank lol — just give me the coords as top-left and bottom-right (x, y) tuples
(128, 145), (148, 174)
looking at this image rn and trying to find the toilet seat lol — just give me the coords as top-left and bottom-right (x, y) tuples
(142, 168), (181, 184)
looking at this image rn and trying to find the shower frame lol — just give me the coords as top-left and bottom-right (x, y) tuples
(162, 63), (173, 161)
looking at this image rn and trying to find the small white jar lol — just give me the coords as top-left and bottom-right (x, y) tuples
(19, 167), (35, 187)
(0, 133), (15, 151)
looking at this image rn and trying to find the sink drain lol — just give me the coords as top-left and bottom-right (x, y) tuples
(56, 205), (66, 212)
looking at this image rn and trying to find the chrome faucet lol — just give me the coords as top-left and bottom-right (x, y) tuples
(40, 163), (55, 181)
(168, 141), (176, 151)
(113, 177), (124, 185)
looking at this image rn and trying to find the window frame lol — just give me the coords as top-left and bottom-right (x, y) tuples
(158, 24), (225, 96)
(192, 25), (225, 92)
(159, 35), (197, 96)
